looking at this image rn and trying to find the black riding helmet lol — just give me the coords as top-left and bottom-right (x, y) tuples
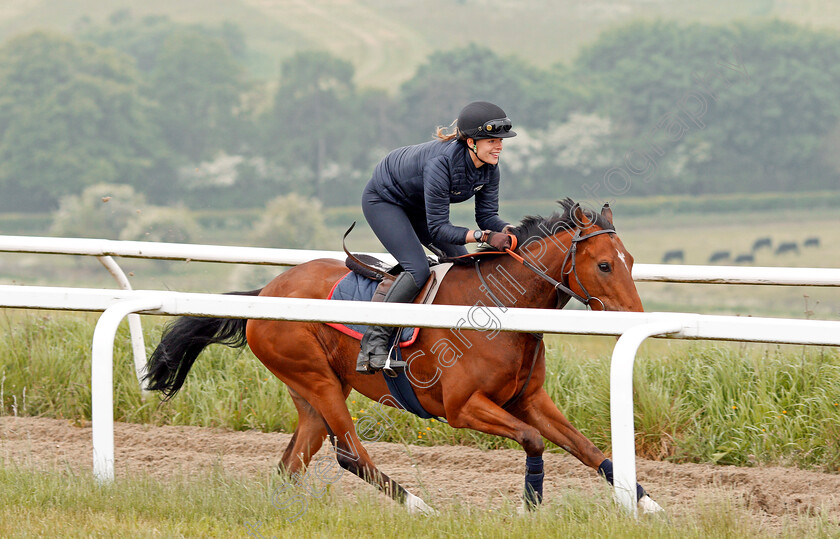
(457, 101), (517, 140)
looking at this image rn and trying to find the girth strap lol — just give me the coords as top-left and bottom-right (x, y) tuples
(502, 338), (543, 411)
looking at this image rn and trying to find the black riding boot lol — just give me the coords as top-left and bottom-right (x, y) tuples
(355, 272), (421, 376)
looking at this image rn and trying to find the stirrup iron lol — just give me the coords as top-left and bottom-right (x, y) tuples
(382, 343), (403, 378)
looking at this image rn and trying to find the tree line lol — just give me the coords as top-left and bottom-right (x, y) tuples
(0, 13), (838, 213)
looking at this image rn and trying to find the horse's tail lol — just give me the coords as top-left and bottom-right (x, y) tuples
(144, 289), (262, 400)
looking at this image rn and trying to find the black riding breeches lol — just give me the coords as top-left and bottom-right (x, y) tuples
(362, 187), (467, 288)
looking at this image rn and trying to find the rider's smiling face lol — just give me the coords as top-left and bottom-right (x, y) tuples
(468, 137), (503, 168)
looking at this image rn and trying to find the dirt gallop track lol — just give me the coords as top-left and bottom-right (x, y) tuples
(2, 416), (839, 530)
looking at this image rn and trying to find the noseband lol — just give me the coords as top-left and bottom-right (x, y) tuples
(486, 227), (615, 310)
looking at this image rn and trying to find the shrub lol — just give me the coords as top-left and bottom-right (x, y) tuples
(119, 205), (201, 244)
(229, 194), (330, 289)
(50, 183), (146, 239)
(250, 193), (329, 249)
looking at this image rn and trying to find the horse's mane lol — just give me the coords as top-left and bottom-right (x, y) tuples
(479, 198), (614, 253)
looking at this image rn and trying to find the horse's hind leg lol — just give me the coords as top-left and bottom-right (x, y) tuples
(279, 387), (331, 476)
(286, 377), (435, 514)
(512, 388), (663, 514)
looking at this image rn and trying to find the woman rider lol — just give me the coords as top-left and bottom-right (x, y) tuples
(356, 101), (518, 374)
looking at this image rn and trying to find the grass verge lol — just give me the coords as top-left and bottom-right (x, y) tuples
(1, 462), (836, 538)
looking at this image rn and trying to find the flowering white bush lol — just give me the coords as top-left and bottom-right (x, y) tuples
(231, 193), (331, 289)
(504, 113), (616, 180)
(543, 113), (615, 175)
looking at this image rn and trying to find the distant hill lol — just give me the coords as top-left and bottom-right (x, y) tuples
(1, 0), (838, 90)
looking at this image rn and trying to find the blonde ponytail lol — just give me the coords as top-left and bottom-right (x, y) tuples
(434, 119), (460, 141)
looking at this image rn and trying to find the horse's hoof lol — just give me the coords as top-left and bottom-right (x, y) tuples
(405, 492), (437, 515)
(516, 503), (534, 516)
(638, 495), (664, 515)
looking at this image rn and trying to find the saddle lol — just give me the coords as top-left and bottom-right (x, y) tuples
(340, 222), (453, 304)
(344, 253), (452, 305)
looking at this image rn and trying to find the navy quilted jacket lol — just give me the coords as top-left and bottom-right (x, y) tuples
(368, 139), (508, 245)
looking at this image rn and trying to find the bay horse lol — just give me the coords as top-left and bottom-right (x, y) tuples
(145, 199), (663, 515)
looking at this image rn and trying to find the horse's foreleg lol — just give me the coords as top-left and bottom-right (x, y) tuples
(279, 387), (329, 476)
(513, 388), (663, 514)
(447, 392), (547, 508)
(512, 388), (605, 467)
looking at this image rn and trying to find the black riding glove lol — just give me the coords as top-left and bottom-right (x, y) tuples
(485, 231), (514, 251)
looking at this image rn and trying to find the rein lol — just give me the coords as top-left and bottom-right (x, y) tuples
(471, 227), (615, 311)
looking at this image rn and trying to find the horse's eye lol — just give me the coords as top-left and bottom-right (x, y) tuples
(598, 262), (612, 273)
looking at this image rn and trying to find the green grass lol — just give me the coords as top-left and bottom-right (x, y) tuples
(545, 338), (840, 469)
(0, 310), (298, 433)
(1, 463), (836, 538)
(2, 310), (839, 472)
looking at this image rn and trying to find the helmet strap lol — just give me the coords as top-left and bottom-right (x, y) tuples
(468, 138), (490, 166)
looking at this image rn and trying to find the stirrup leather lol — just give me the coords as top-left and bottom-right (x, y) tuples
(355, 272), (420, 376)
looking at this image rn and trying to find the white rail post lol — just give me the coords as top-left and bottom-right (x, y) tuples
(610, 320), (684, 515)
(91, 298), (161, 483)
(97, 256), (151, 398)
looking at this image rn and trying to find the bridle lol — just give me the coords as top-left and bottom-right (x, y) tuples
(556, 227), (615, 310)
(478, 226), (615, 311)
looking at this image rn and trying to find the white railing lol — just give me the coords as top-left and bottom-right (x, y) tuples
(0, 235), (400, 389)
(4, 235), (840, 286)
(0, 234), (393, 266)
(1, 234), (828, 396)
(5, 235), (840, 394)
(2, 284), (840, 516)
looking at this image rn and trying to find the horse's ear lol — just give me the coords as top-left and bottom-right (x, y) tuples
(600, 203), (614, 225)
(572, 203), (594, 228)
